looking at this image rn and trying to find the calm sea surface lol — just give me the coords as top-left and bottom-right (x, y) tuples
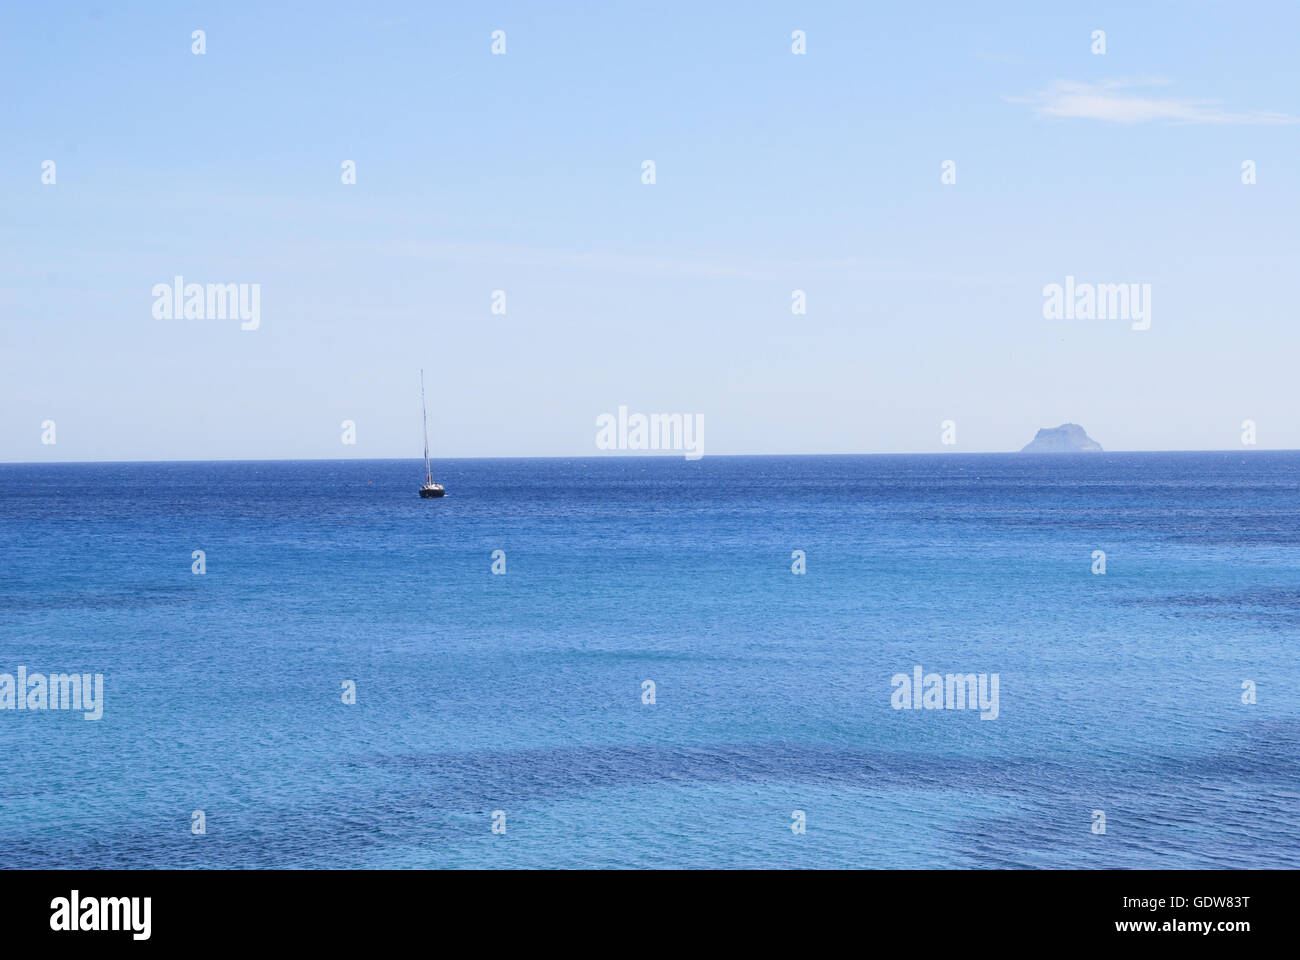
(1, 453), (1297, 868)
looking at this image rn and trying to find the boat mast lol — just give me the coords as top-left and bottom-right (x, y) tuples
(420, 369), (433, 484)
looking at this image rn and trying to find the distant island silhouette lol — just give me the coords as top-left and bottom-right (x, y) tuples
(1020, 423), (1103, 453)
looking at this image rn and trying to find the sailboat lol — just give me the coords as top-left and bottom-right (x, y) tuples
(418, 369), (445, 498)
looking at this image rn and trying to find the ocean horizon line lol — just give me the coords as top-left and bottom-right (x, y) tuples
(2, 448), (1294, 467)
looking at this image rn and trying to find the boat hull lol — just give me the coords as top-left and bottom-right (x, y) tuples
(419, 486), (445, 498)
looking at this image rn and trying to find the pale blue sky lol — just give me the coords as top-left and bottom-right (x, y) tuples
(3, 1), (1299, 461)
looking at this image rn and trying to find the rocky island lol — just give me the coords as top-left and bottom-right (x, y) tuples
(1020, 423), (1103, 453)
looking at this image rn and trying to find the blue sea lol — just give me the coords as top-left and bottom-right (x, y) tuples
(1, 453), (1297, 869)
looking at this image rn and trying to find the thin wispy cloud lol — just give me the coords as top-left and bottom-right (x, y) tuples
(1010, 78), (1298, 125)
(384, 241), (763, 280)
(382, 242), (895, 282)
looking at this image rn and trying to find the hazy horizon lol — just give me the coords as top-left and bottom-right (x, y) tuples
(5, 1), (1299, 462)
(5, 444), (1297, 467)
